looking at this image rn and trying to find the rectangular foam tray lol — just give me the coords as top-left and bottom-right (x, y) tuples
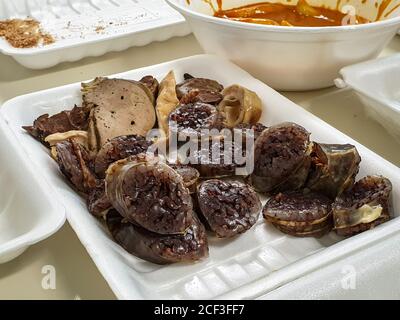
(0, 0), (190, 69)
(1, 55), (399, 299)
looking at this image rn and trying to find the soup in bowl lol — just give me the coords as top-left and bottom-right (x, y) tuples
(167, 0), (400, 90)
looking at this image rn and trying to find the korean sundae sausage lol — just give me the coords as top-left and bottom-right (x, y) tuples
(234, 123), (267, 142)
(106, 210), (209, 265)
(274, 155), (312, 192)
(333, 176), (392, 237)
(249, 122), (311, 193)
(176, 74), (224, 105)
(197, 180), (261, 238)
(105, 154), (193, 235)
(87, 181), (112, 217)
(188, 137), (246, 178)
(55, 139), (96, 194)
(168, 102), (221, 137)
(169, 164), (200, 194)
(263, 191), (333, 237)
(307, 143), (361, 199)
(94, 135), (154, 178)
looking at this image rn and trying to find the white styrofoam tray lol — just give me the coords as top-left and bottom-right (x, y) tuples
(0, 115), (65, 264)
(336, 54), (400, 143)
(0, 0), (190, 69)
(1, 55), (399, 299)
(258, 231), (400, 299)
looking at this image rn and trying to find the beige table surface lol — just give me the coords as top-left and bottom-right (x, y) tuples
(0, 34), (399, 300)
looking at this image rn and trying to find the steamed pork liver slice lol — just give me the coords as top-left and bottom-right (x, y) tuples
(82, 78), (156, 151)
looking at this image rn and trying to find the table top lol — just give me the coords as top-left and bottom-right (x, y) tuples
(0, 34), (399, 300)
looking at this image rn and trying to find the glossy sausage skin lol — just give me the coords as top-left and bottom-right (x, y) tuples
(263, 191), (333, 238)
(197, 179), (261, 238)
(105, 155), (193, 235)
(307, 143), (361, 199)
(94, 135), (153, 178)
(333, 176), (392, 236)
(106, 210), (208, 265)
(249, 122), (311, 193)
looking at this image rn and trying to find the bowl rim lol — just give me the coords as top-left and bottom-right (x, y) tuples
(166, 0), (400, 33)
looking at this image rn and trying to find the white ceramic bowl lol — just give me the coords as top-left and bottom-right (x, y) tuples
(166, 0), (400, 91)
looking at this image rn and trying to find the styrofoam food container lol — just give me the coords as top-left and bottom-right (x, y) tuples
(1, 55), (400, 299)
(167, 0), (400, 91)
(0, 116), (65, 264)
(336, 54), (400, 143)
(0, 0), (190, 69)
(258, 231), (400, 299)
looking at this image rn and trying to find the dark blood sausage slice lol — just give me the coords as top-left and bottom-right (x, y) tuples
(105, 155), (193, 235)
(139, 75), (159, 101)
(333, 176), (392, 237)
(55, 139), (96, 194)
(197, 180), (261, 238)
(94, 135), (154, 178)
(168, 164), (200, 194)
(106, 210), (208, 265)
(23, 105), (90, 145)
(232, 123), (268, 158)
(307, 143), (361, 199)
(249, 122), (311, 193)
(188, 137), (246, 178)
(234, 123), (267, 142)
(273, 154), (312, 193)
(87, 180), (112, 217)
(176, 74), (224, 105)
(263, 191), (333, 238)
(168, 102), (220, 137)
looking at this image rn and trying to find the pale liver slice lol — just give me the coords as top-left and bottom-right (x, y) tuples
(82, 78), (156, 152)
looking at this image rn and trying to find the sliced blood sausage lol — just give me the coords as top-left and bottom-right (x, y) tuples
(55, 139), (96, 194)
(87, 180), (112, 217)
(105, 154), (193, 235)
(234, 123), (267, 142)
(169, 164), (200, 194)
(106, 210), (208, 265)
(333, 175), (392, 237)
(188, 137), (246, 178)
(94, 135), (153, 178)
(273, 154), (312, 193)
(197, 179), (261, 238)
(168, 102), (220, 138)
(249, 122), (311, 193)
(263, 191), (333, 238)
